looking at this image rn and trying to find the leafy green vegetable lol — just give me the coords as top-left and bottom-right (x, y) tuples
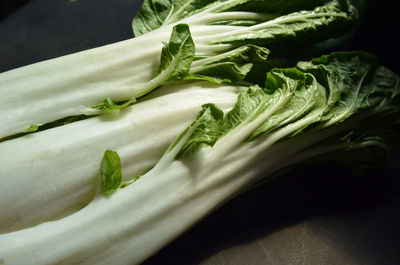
(1, 47), (399, 265)
(1, 1), (398, 265)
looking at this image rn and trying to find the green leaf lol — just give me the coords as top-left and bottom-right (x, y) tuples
(101, 150), (123, 195)
(176, 103), (224, 157)
(187, 44), (269, 84)
(297, 51), (400, 126)
(26, 124), (39, 133)
(91, 24), (194, 112)
(248, 69), (326, 140)
(221, 85), (270, 133)
(155, 23), (195, 82)
(185, 63), (253, 84)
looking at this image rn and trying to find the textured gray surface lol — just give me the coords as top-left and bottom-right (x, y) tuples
(1, 1), (399, 264)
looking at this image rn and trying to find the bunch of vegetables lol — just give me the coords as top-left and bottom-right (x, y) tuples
(0, 0), (398, 264)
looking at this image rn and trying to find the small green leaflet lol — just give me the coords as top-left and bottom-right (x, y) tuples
(144, 24), (269, 88)
(100, 150), (142, 195)
(92, 24), (194, 112)
(23, 116), (85, 136)
(92, 97), (137, 113)
(176, 103), (224, 158)
(101, 150), (123, 195)
(26, 124), (39, 133)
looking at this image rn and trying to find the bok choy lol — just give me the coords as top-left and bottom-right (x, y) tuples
(0, 51), (398, 265)
(0, 0), (356, 139)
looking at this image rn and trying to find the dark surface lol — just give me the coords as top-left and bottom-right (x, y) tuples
(0, 1), (399, 264)
(0, 0), (140, 72)
(0, 0), (30, 21)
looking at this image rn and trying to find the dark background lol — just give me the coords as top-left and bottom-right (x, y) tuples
(1, 1), (399, 264)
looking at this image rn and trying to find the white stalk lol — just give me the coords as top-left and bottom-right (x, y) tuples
(0, 29), (166, 138)
(185, 11), (275, 25)
(0, 82), (244, 233)
(0, 22), (232, 139)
